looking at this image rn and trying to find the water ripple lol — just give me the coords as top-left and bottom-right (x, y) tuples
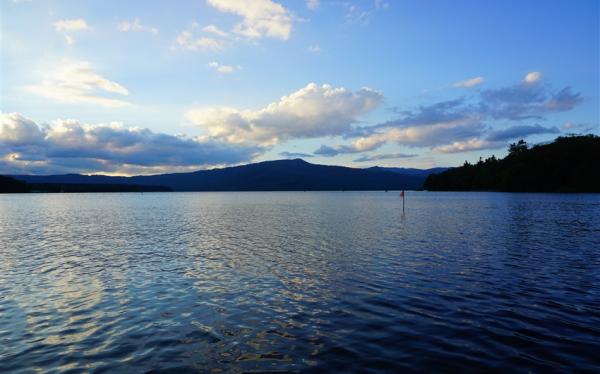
(1, 192), (599, 372)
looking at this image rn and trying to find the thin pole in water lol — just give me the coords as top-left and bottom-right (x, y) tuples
(400, 190), (405, 213)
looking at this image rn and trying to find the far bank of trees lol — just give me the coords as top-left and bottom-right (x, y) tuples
(424, 135), (600, 192)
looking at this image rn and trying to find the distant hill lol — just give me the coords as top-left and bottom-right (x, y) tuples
(424, 135), (600, 192)
(10, 159), (433, 192)
(0, 175), (171, 193)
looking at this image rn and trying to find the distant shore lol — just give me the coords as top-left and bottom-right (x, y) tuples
(424, 135), (599, 193)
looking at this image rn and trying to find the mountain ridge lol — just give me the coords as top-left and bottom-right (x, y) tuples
(8, 159), (441, 192)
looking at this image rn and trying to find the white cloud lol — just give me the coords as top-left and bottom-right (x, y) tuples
(118, 18), (158, 35)
(306, 0), (319, 10)
(375, 0), (390, 9)
(345, 1), (388, 25)
(307, 44), (321, 53)
(453, 76), (484, 88)
(524, 71), (542, 84)
(314, 73), (582, 156)
(53, 18), (89, 31)
(316, 117), (486, 156)
(177, 2), (292, 52)
(202, 24), (228, 37)
(0, 113), (261, 175)
(345, 5), (371, 24)
(27, 61), (131, 108)
(208, 61), (237, 73)
(175, 33), (225, 52)
(186, 82), (383, 145)
(373, 117), (485, 148)
(0, 113), (45, 146)
(53, 18), (89, 44)
(314, 136), (386, 156)
(433, 138), (502, 153)
(206, 0), (293, 40)
(174, 23), (227, 52)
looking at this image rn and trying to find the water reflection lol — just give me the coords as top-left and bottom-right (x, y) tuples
(1, 192), (599, 372)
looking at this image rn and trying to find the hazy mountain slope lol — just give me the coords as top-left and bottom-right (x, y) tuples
(12, 159), (428, 191)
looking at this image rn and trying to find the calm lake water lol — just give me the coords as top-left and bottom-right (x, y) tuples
(1, 192), (599, 372)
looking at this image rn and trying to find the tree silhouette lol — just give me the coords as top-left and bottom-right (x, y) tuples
(508, 139), (528, 155)
(424, 135), (600, 192)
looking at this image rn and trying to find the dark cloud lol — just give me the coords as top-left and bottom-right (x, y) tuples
(562, 122), (598, 133)
(341, 126), (375, 139)
(380, 98), (471, 128)
(544, 87), (583, 111)
(0, 113), (261, 175)
(325, 78), (584, 155)
(278, 151), (314, 158)
(479, 84), (582, 120)
(353, 153), (417, 162)
(314, 144), (371, 157)
(314, 145), (343, 157)
(486, 124), (560, 142)
(378, 83), (582, 129)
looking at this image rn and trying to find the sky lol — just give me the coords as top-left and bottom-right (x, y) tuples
(1, 0), (598, 175)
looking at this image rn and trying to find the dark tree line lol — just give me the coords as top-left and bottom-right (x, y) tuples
(0, 175), (172, 193)
(424, 135), (600, 192)
(0, 176), (30, 193)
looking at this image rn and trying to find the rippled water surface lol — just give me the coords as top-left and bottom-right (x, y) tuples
(1, 192), (599, 372)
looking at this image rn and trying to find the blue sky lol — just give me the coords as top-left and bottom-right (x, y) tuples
(1, 0), (598, 175)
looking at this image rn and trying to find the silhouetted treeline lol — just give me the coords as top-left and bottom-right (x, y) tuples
(424, 135), (600, 192)
(0, 176), (30, 193)
(0, 176), (171, 193)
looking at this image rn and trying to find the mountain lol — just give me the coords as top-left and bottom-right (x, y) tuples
(424, 135), (600, 192)
(10, 159), (430, 192)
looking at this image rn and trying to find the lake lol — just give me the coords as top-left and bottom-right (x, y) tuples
(1, 192), (599, 372)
